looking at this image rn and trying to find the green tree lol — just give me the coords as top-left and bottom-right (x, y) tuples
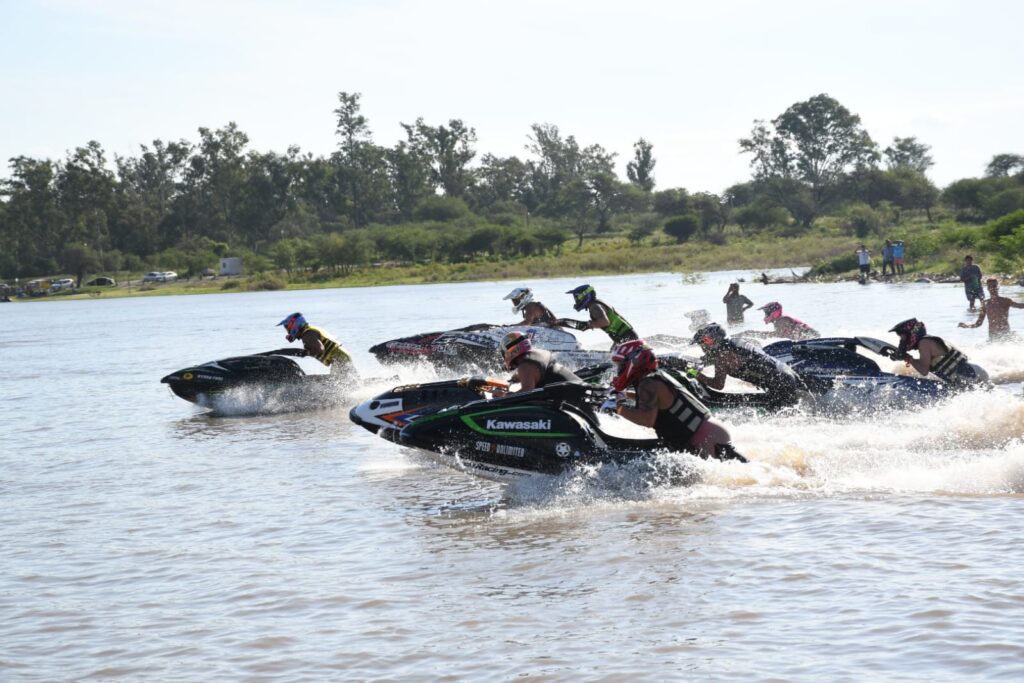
(625, 138), (656, 191)
(985, 153), (1024, 177)
(60, 242), (101, 286)
(739, 93), (879, 225)
(402, 117), (477, 198)
(663, 214), (700, 243)
(333, 91), (390, 227)
(883, 136), (934, 173)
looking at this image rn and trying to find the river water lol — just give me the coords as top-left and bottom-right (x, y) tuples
(2, 270), (1023, 681)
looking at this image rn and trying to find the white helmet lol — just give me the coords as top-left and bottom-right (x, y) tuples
(503, 287), (533, 314)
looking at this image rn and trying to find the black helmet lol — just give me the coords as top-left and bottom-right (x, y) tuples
(692, 322), (728, 353)
(890, 318), (926, 352)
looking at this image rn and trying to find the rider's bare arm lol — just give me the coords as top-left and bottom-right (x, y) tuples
(617, 378), (660, 428)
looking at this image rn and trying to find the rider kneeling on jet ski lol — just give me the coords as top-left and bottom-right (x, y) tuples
(887, 318), (988, 387)
(500, 331), (582, 392)
(609, 340), (747, 462)
(556, 284), (639, 347)
(504, 287), (559, 326)
(278, 312), (357, 379)
(692, 323), (809, 408)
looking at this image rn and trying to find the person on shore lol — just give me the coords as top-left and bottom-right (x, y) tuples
(503, 287), (558, 326)
(893, 239), (906, 275)
(739, 301), (819, 340)
(606, 339), (746, 462)
(881, 240), (895, 276)
(856, 244), (871, 282)
(278, 312), (357, 379)
(556, 284), (639, 347)
(959, 255), (985, 311)
(958, 278), (1024, 341)
(887, 318), (987, 387)
(691, 323), (808, 408)
(499, 331), (581, 392)
(722, 283), (754, 324)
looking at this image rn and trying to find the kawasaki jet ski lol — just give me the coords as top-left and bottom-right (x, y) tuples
(389, 382), (700, 483)
(161, 349), (352, 411)
(369, 323), (608, 373)
(349, 356), (780, 442)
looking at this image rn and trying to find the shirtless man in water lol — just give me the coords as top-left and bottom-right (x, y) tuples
(959, 278), (1024, 341)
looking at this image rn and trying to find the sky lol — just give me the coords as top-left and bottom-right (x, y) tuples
(1, 0), (1022, 193)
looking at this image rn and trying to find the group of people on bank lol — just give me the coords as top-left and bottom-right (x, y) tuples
(276, 273), (1016, 467)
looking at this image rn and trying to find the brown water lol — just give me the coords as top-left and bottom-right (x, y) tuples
(2, 272), (1023, 680)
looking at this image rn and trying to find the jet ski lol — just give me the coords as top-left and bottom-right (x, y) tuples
(161, 349), (352, 410)
(369, 323), (609, 373)
(762, 336), (960, 400)
(348, 355), (779, 443)
(388, 382), (702, 483)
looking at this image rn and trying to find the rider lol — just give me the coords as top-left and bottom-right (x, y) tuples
(608, 339), (746, 462)
(556, 284), (639, 347)
(691, 322), (808, 408)
(500, 331), (581, 392)
(740, 301), (820, 340)
(278, 312), (357, 379)
(888, 318), (987, 387)
(503, 287), (558, 326)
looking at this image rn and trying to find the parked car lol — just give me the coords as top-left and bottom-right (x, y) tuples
(50, 278), (75, 292)
(162, 271), (178, 282)
(143, 271), (164, 283)
(86, 276), (117, 286)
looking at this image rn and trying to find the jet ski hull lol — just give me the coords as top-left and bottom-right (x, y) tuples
(161, 350), (348, 410)
(393, 383), (680, 483)
(370, 323), (608, 372)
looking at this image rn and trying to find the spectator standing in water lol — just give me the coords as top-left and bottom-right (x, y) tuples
(855, 245), (871, 283)
(959, 278), (1024, 341)
(881, 240), (895, 276)
(722, 283), (754, 324)
(959, 255), (985, 311)
(893, 239), (906, 275)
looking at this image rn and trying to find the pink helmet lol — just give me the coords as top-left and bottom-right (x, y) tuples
(759, 301), (783, 323)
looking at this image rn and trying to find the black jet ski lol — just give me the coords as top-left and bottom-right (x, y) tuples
(389, 382), (698, 483)
(369, 323), (608, 373)
(761, 336), (972, 400)
(161, 349), (351, 410)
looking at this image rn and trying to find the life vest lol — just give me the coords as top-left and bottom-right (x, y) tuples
(515, 349), (581, 387)
(648, 369), (711, 448)
(923, 336), (973, 385)
(304, 325), (352, 368)
(593, 299), (637, 344)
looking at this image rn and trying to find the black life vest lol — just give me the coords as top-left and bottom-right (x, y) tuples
(718, 339), (805, 395)
(648, 370), (711, 448)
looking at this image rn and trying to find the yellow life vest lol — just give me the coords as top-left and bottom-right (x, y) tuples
(304, 325), (351, 368)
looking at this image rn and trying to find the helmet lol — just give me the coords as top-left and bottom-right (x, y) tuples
(277, 312), (308, 342)
(890, 318), (926, 352)
(503, 287), (533, 314)
(567, 284), (596, 312)
(611, 339), (657, 392)
(501, 331), (533, 369)
(691, 322), (728, 355)
(759, 301), (783, 323)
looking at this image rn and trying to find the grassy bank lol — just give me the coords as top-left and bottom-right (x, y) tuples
(16, 215), (1021, 303)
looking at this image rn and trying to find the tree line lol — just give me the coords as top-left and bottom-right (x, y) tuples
(2, 92), (1023, 283)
